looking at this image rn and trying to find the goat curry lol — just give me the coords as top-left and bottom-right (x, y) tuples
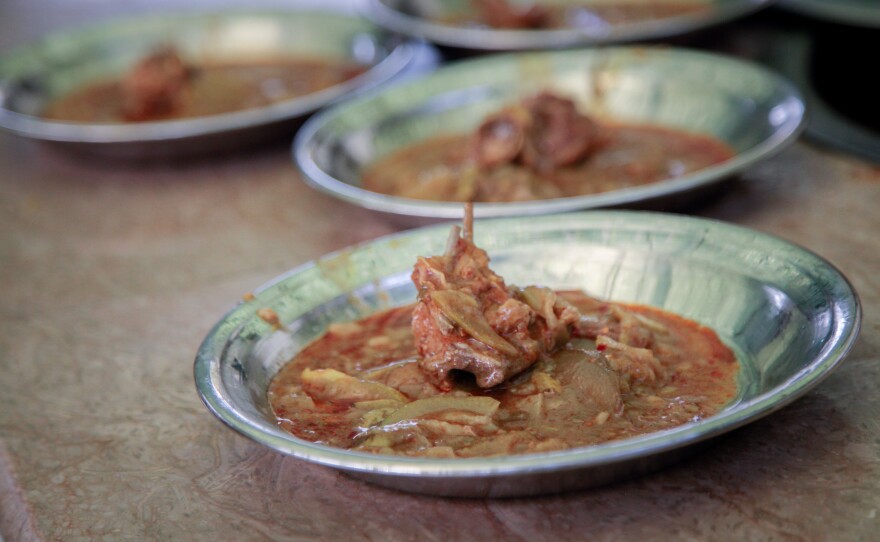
(268, 206), (739, 458)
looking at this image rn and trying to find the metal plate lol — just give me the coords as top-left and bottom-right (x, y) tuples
(0, 9), (415, 158)
(294, 46), (805, 219)
(363, 0), (773, 51)
(193, 211), (860, 497)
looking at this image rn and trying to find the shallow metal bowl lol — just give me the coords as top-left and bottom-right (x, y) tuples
(194, 211), (860, 497)
(0, 9), (415, 158)
(294, 46), (805, 219)
(363, 0), (773, 51)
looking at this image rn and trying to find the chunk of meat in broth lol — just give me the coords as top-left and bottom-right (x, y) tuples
(563, 292), (669, 386)
(520, 92), (599, 172)
(120, 47), (193, 121)
(473, 105), (529, 169)
(411, 204), (581, 389)
(473, 92), (600, 173)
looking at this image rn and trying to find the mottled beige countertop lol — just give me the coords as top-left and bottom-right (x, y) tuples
(2, 2), (880, 541)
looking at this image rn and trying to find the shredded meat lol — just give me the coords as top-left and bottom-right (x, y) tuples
(473, 92), (599, 173)
(120, 47), (193, 121)
(411, 204), (580, 389)
(410, 206), (671, 391)
(561, 292), (669, 386)
(473, 0), (550, 28)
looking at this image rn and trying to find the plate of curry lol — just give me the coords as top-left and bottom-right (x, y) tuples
(294, 46), (805, 219)
(0, 9), (414, 157)
(194, 210), (860, 497)
(364, 0), (774, 51)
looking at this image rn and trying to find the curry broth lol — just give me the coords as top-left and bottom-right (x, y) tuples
(43, 56), (365, 123)
(362, 123), (734, 202)
(268, 291), (738, 458)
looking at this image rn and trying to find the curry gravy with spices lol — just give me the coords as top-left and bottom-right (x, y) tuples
(268, 291), (738, 458)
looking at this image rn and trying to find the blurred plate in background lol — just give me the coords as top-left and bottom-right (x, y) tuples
(294, 46), (805, 220)
(364, 0), (774, 51)
(0, 9), (416, 158)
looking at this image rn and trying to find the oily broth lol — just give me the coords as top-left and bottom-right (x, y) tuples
(361, 124), (734, 202)
(268, 292), (739, 457)
(42, 56), (366, 122)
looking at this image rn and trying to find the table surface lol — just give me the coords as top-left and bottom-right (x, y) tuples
(2, 2), (879, 541)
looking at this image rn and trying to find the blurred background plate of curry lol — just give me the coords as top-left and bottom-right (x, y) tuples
(193, 211), (860, 498)
(0, 8), (416, 158)
(294, 46), (805, 220)
(363, 0), (774, 51)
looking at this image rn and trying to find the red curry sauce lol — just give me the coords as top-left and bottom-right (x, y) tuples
(268, 291), (738, 458)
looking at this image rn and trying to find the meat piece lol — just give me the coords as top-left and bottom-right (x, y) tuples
(520, 92), (599, 172)
(560, 291), (664, 351)
(474, 0), (551, 29)
(473, 106), (529, 169)
(517, 286), (582, 348)
(120, 46), (192, 121)
(472, 92), (599, 174)
(411, 205), (580, 389)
